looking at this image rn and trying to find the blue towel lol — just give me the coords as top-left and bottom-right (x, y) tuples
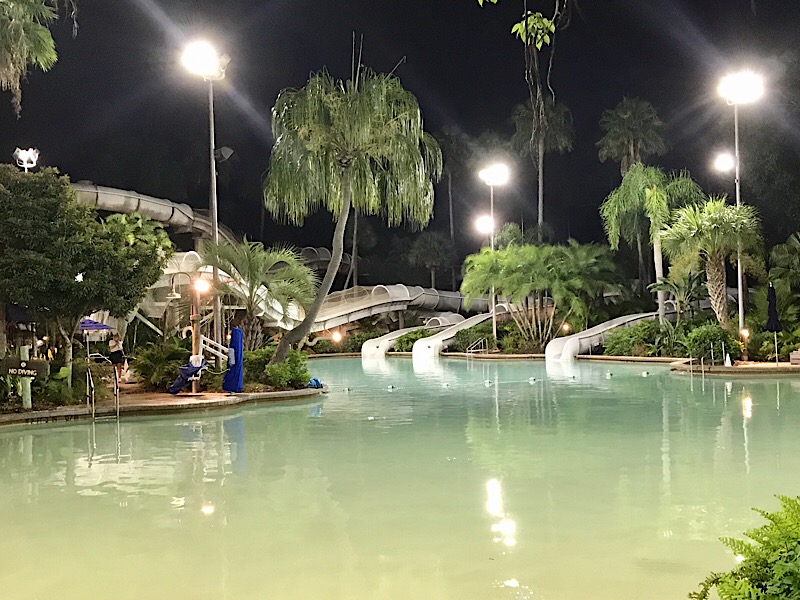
(222, 327), (244, 393)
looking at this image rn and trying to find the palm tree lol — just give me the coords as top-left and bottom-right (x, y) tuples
(511, 97), (574, 235)
(600, 164), (704, 320)
(407, 230), (457, 288)
(263, 68), (442, 363)
(437, 126), (472, 289)
(201, 240), (318, 351)
(597, 98), (667, 176)
(648, 270), (707, 325)
(0, 0), (59, 115)
(661, 198), (763, 328)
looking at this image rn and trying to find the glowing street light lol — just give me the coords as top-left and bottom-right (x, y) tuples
(13, 147), (39, 172)
(475, 214), (495, 237)
(182, 40), (230, 357)
(713, 152), (735, 173)
(718, 70), (764, 333)
(478, 163), (509, 347)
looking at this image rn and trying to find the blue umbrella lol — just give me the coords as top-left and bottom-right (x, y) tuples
(78, 318), (112, 332)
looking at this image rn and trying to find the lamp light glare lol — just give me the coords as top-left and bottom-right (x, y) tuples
(331, 331), (343, 343)
(714, 152), (735, 173)
(194, 278), (211, 294)
(562, 322), (572, 333)
(182, 41), (226, 79)
(718, 71), (764, 105)
(475, 215), (495, 236)
(478, 163), (510, 187)
(740, 327), (750, 339)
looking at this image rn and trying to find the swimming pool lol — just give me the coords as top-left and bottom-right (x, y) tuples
(1, 357), (798, 599)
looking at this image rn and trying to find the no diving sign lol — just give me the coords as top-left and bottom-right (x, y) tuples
(1, 357), (49, 378)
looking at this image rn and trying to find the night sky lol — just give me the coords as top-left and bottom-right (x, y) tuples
(1, 1), (798, 271)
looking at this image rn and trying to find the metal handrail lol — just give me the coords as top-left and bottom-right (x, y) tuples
(86, 366), (96, 419)
(466, 337), (489, 354)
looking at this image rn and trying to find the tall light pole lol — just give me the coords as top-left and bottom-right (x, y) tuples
(182, 40), (230, 354)
(478, 163), (510, 346)
(718, 70), (764, 335)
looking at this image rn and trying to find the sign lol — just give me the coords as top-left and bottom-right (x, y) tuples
(1, 357), (49, 378)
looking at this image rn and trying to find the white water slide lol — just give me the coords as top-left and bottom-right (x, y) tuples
(411, 306), (508, 359)
(544, 311), (661, 362)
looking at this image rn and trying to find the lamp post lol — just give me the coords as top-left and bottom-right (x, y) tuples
(182, 40), (230, 356)
(718, 70), (764, 335)
(167, 274), (210, 393)
(477, 162), (510, 347)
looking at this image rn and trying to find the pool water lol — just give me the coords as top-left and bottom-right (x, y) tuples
(2, 357), (799, 599)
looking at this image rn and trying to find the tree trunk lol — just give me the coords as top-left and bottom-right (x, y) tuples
(58, 321), (74, 389)
(537, 137), (545, 242)
(636, 232), (647, 294)
(652, 232), (666, 323)
(0, 301), (6, 357)
(706, 253), (729, 328)
(270, 173), (352, 364)
(242, 312), (263, 351)
(448, 172), (456, 291)
(430, 268), (436, 289)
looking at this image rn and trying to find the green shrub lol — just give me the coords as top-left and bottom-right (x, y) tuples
(685, 323), (743, 361)
(243, 347), (274, 383)
(309, 338), (338, 354)
(265, 349), (310, 389)
(392, 329), (435, 352)
(130, 338), (191, 391)
(450, 320), (494, 352)
(342, 332), (382, 353)
(689, 495), (800, 600)
(603, 320), (662, 356)
(498, 322), (538, 353)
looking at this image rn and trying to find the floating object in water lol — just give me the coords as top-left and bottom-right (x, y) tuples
(605, 371), (612, 379)
(387, 385), (396, 392)
(442, 383), (450, 388)
(528, 377), (536, 384)
(484, 380), (492, 387)
(641, 371), (649, 377)
(367, 416), (375, 421)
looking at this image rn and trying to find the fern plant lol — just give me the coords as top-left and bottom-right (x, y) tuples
(130, 338), (191, 391)
(690, 495), (800, 599)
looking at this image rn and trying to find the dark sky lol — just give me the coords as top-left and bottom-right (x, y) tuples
(1, 0), (798, 254)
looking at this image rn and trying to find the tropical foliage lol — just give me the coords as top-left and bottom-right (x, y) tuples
(201, 240), (317, 351)
(461, 241), (620, 350)
(263, 68), (442, 362)
(131, 338), (191, 392)
(689, 495), (800, 600)
(406, 230), (457, 288)
(392, 329), (435, 352)
(600, 164), (704, 315)
(597, 97), (667, 176)
(662, 198), (763, 328)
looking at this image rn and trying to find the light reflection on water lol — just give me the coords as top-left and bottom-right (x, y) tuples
(1, 357), (800, 599)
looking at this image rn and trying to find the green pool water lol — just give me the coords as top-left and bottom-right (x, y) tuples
(2, 357), (799, 599)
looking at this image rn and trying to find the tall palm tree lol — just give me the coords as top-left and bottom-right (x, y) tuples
(437, 126), (472, 289)
(597, 98), (667, 176)
(661, 198), (763, 328)
(407, 230), (457, 289)
(201, 240), (318, 351)
(600, 164), (704, 320)
(0, 0), (59, 115)
(263, 68), (442, 363)
(511, 97), (574, 235)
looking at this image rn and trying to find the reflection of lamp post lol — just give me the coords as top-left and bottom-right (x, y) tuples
(168, 273), (211, 393)
(182, 40), (230, 353)
(13, 147), (39, 172)
(477, 163), (509, 348)
(718, 70), (764, 332)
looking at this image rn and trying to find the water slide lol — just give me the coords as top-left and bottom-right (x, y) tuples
(544, 311), (660, 362)
(361, 313), (465, 357)
(411, 306), (508, 359)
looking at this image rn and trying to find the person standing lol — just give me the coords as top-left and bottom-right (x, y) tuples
(109, 333), (124, 381)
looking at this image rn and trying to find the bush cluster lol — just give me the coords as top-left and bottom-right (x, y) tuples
(264, 350), (310, 389)
(392, 329), (435, 352)
(310, 331), (382, 354)
(243, 347), (274, 383)
(602, 319), (743, 360)
(130, 338), (191, 391)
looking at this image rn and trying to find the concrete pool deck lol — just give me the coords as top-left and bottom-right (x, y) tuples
(0, 382), (324, 428)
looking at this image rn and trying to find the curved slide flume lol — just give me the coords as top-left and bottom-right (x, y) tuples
(361, 313), (465, 358)
(544, 311), (661, 362)
(411, 307), (508, 359)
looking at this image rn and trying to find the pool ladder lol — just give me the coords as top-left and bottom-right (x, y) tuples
(86, 366), (120, 421)
(467, 337), (489, 354)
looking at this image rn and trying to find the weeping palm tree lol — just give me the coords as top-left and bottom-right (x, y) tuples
(597, 98), (667, 176)
(263, 68), (442, 363)
(661, 198), (763, 329)
(0, 0), (62, 115)
(201, 240), (318, 351)
(407, 230), (457, 289)
(600, 164), (704, 320)
(511, 97), (574, 234)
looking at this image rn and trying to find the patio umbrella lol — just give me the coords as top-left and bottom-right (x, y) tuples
(77, 319), (113, 360)
(765, 283), (782, 364)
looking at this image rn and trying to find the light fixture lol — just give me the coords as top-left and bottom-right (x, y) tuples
(718, 70), (764, 106)
(562, 322), (572, 333)
(13, 147), (39, 172)
(331, 331), (343, 343)
(194, 278), (211, 294)
(181, 41), (229, 80)
(478, 163), (510, 187)
(713, 152), (735, 173)
(475, 215), (495, 236)
(166, 288), (182, 301)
